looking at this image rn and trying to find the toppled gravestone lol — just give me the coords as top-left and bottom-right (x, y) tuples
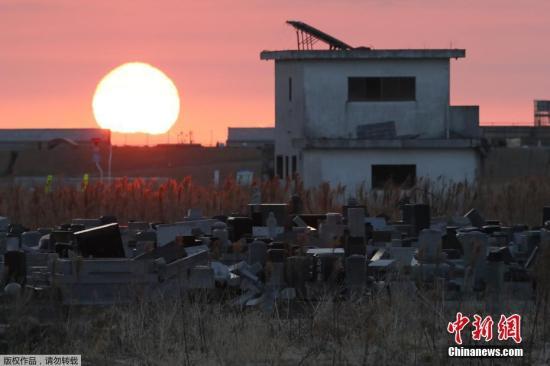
(51, 245), (209, 305)
(157, 220), (218, 247)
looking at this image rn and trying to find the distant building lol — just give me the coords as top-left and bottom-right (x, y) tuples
(261, 21), (481, 189)
(0, 128), (111, 176)
(226, 127), (274, 148)
(0, 128), (110, 151)
(481, 100), (550, 146)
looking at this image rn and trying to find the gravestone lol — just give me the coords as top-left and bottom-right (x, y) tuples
(74, 223), (125, 258)
(402, 204), (430, 234)
(0, 217), (10, 232)
(486, 247), (506, 313)
(266, 212), (278, 239)
(417, 229), (443, 263)
(347, 207), (366, 238)
(456, 230), (488, 291)
(297, 214), (327, 229)
(99, 215), (118, 225)
(133, 240), (187, 263)
(345, 236), (366, 256)
(365, 217), (387, 230)
(540, 229), (550, 252)
(4, 250), (26, 285)
(128, 221), (150, 232)
(345, 254), (366, 293)
(248, 204), (288, 226)
(285, 256), (313, 299)
(71, 218), (102, 229)
(248, 240), (267, 267)
(442, 226), (462, 253)
(372, 230), (393, 245)
(368, 259), (397, 280)
(464, 209), (486, 228)
(389, 247), (416, 267)
(267, 248), (285, 263)
(250, 187), (262, 205)
(21, 231), (42, 248)
(312, 253), (343, 283)
(156, 223), (192, 247)
(290, 194), (303, 215)
(252, 226), (284, 238)
(319, 213), (343, 247)
(157, 221), (216, 246)
(543, 206), (550, 226)
(267, 249), (286, 288)
(6, 233), (20, 252)
(187, 265), (215, 289)
(186, 208), (202, 220)
(174, 219), (218, 236)
(227, 217), (253, 241)
(525, 230), (541, 257)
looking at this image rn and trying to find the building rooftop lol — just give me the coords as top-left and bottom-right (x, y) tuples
(260, 49), (465, 61)
(0, 128), (111, 150)
(293, 138), (481, 150)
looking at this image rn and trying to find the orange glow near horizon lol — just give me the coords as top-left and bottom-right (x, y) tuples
(1, 1), (549, 145)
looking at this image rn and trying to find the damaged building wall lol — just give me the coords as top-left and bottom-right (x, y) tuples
(301, 59), (451, 139)
(274, 61), (307, 179)
(302, 148), (479, 189)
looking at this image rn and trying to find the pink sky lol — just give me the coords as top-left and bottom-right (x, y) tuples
(1, 0), (549, 145)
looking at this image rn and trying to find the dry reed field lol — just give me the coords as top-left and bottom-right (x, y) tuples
(0, 175), (549, 228)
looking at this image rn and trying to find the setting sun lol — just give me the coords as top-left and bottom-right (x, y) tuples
(92, 62), (180, 134)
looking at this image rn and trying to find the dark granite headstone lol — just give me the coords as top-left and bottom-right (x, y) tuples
(267, 248), (285, 263)
(227, 216), (253, 241)
(543, 207), (550, 226)
(481, 225), (501, 235)
(345, 236), (366, 256)
(248, 204), (288, 227)
(402, 204), (430, 234)
(74, 223), (125, 258)
(4, 250), (26, 285)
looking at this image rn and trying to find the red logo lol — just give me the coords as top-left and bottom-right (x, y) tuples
(447, 312), (470, 345)
(447, 313), (522, 345)
(497, 314), (522, 344)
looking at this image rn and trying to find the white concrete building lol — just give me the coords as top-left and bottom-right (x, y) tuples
(261, 47), (481, 189)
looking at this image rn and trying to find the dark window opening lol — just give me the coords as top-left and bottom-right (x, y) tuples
(288, 77), (292, 101)
(348, 77), (415, 101)
(372, 164), (416, 189)
(285, 156), (289, 178)
(276, 155), (283, 178)
(291, 155), (297, 176)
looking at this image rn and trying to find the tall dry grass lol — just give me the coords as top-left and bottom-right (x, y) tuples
(0, 175), (549, 228)
(3, 282), (548, 365)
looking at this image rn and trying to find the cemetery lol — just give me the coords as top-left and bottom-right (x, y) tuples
(0, 180), (549, 365)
